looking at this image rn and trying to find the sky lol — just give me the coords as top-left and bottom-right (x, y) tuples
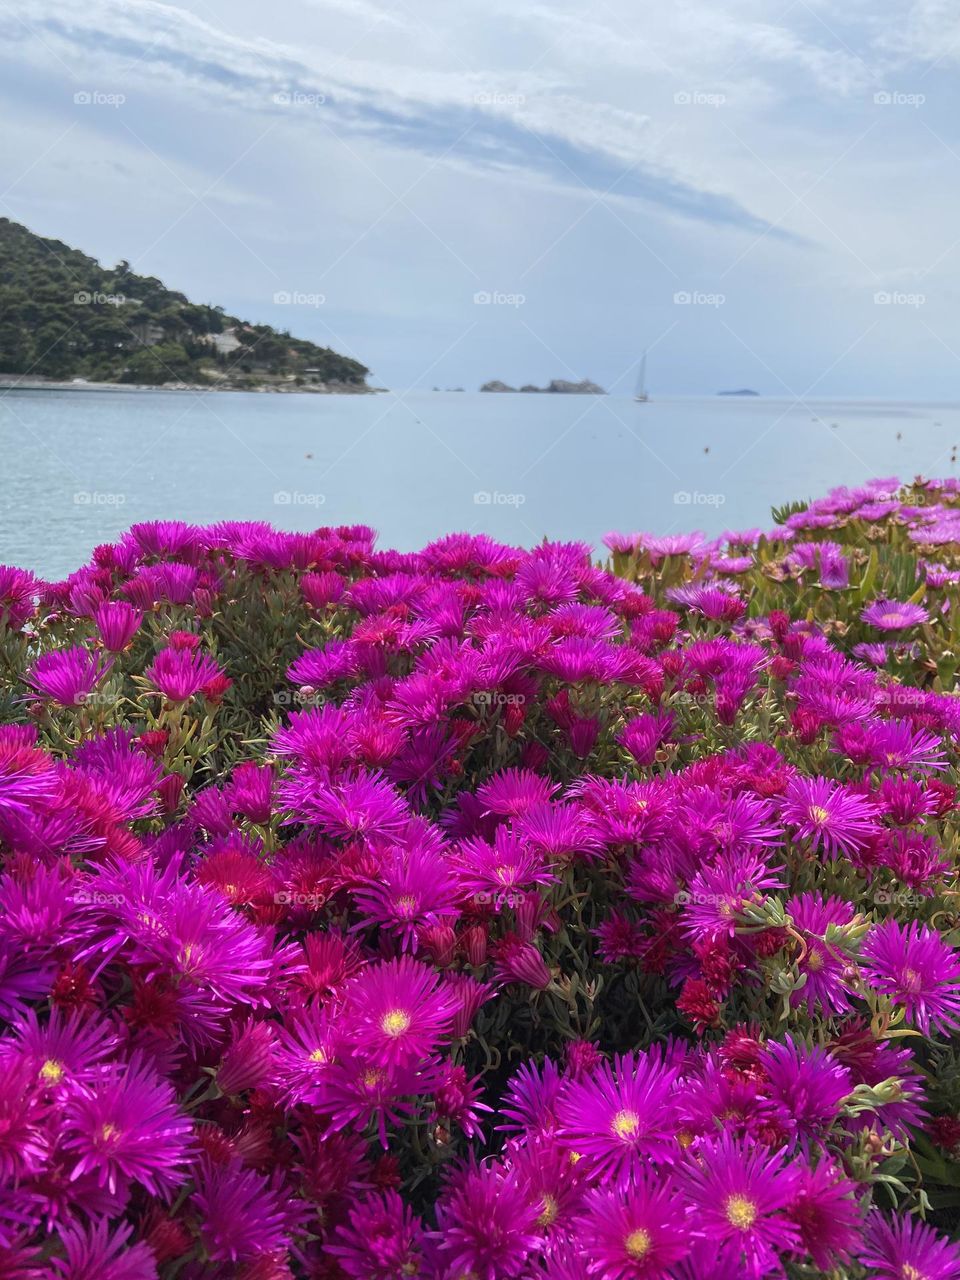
(2, 0), (960, 396)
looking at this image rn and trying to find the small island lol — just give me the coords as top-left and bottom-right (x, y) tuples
(718, 388), (760, 396)
(480, 378), (607, 394)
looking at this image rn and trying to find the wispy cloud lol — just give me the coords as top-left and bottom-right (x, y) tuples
(3, 0), (804, 236)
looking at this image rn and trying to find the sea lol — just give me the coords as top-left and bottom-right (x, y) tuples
(1, 386), (957, 580)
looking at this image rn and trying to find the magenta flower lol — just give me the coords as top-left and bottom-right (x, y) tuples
(682, 1134), (801, 1278)
(327, 1190), (426, 1278)
(342, 956), (458, 1067)
(144, 647), (225, 702)
(759, 1037), (852, 1138)
(275, 1005), (342, 1105)
(7, 1007), (118, 1096)
(861, 598), (929, 630)
(786, 893), (856, 1017)
(455, 826), (556, 903)
(0, 1059), (46, 1182)
(224, 760), (273, 823)
(862, 1210), (960, 1280)
(0, 566), (38, 631)
(617, 712), (674, 767)
(434, 1162), (541, 1280)
(781, 776), (878, 857)
(787, 1161), (862, 1271)
(25, 646), (111, 707)
(353, 842), (460, 951)
(94, 601), (143, 652)
(682, 850), (784, 941)
(555, 1051), (680, 1178)
(288, 769), (408, 840)
(62, 1054), (192, 1198)
(192, 1160), (302, 1262)
(476, 767), (560, 818)
(861, 920), (960, 1036)
(500, 1057), (564, 1138)
(493, 934), (552, 989)
(51, 1218), (158, 1280)
(667, 583), (746, 622)
(317, 1056), (433, 1148)
(577, 1175), (693, 1277)
(512, 801), (603, 862)
(216, 1019), (277, 1096)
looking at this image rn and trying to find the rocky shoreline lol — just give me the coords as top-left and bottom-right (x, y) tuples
(0, 378), (380, 395)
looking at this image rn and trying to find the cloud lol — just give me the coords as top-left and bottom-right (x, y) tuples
(2, 0), (800, 238)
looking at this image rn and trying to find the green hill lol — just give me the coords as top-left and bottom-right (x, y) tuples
(0, 218), (369, 389)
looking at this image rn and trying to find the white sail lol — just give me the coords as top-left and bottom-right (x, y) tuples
(634, 351), (649, 402)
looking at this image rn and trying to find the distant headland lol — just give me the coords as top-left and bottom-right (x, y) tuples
(717, 388), (760, 396)
(480, 378), (607, 395)
(0, 218), (371, 393)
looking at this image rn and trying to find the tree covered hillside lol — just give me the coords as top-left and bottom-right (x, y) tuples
(0, 219), (369, 387)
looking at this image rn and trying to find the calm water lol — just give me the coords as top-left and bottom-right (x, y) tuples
(1, 387), (958, 579)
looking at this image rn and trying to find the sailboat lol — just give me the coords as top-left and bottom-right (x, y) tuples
(634, 351), (649, 403)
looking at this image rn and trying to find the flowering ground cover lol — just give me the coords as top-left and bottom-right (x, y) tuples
(2, 476), (960, 1277)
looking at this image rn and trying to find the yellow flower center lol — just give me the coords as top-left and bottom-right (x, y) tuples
(902, 1265), (927, 1280)
(902, 967), (923, 994)
(611, 1109), (640, 1140)
(725, 1195), (757, 1229)
(99, 1122), (120, 1149)
(40, 1059), (64, 1083)
(308, 1047), (327, 1063)
(537, 1194), (559, 1227)
(676, 1129), (695, 1149)
(396, 894), (418, 917)
(806, 947), (825, 972)
(381, 1008), (412, 1037)
(177, 942), (202, 973)
(625, 1229), (651, 1259)
(808, 805), (830, 826)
